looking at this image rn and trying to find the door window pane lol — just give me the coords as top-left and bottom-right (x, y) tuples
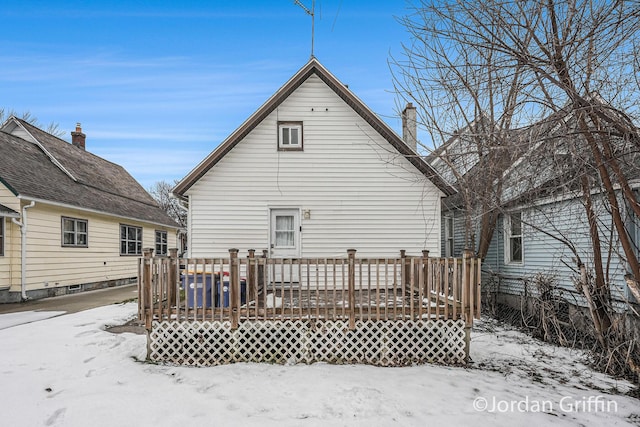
(275, 215), (295, 247)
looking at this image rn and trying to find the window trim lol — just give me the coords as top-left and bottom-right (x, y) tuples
(504, 212), (524, 264)
(120, 224), (143, 256)
(277, 121), (303, 151)
(155, 230), (168, 256)
(61, 216), (88, 248)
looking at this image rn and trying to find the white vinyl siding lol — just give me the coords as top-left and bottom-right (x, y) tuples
(187, 74), (443, 258)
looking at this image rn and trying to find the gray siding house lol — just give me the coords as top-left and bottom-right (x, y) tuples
(430, 109), (640, 311)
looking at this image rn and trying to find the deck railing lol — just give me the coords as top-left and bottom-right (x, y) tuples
(138, 248), (481, 330)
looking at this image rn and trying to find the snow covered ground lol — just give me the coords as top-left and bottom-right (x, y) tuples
(0, 303), (638, 427)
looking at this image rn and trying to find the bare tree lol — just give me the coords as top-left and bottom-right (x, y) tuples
(392, 0), (640, 378)
(148, 180), (187, 229)
(391, 1), (539, 259)
(0, 108), (65, 137)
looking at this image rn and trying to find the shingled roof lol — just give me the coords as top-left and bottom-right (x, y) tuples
(174, 58), (456, 197)
(0, 118), (178, 228)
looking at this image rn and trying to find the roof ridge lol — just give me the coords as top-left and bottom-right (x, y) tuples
(16, 118), (125, 169)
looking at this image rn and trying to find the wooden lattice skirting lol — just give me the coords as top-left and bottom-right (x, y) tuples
(148, 319), (467, 366)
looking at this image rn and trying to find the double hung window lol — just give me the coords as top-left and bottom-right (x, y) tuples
(155, 230), (168, 256)
(505, 212), (523, 263)
(62, 217), (88, 247)
(121, 224), (142, 256)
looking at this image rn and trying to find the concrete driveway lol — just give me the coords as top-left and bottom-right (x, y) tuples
(0, 284), (138, 315)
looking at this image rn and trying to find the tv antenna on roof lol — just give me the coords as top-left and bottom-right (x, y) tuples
(294, 0), (315, 58)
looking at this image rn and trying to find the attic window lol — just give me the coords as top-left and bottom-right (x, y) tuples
(278, 122), (303, 151)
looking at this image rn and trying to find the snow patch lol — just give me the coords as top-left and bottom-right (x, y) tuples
(0, 310), (66, 330)
(0, 304), (637, 426)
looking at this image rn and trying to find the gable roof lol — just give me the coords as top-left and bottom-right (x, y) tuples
(500, 107), (640, 205)
(0, 203), (19, 218)
(0, 118), (179, 228)
(431, 102), (640, 208)
(173, 58), (455, 197)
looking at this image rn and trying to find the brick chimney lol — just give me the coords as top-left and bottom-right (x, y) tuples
(71, 123), (86, 150)
(402, 102), (417, 151)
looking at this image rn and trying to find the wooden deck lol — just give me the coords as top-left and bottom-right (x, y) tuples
(138, 249), (481, 366)
(139, 249), (481, 327)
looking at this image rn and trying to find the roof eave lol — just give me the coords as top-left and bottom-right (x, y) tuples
(0, 175), (19, 196)
(17, 195), (180, 229)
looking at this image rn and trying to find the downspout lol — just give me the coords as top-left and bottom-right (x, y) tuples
(176, 229), (186, 256)
(11, 201), (35, 301)
(175, 195), (190, 258)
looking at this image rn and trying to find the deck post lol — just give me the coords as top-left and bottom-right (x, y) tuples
(142, 248), (154, 330)
(168, 248), (178, 318)
(462, 248), (473, 362)
(476, 257), (482, 320)
(229, 249), (240, 329)
(400, 250), (407, 317)
(422, 249), (430, 297)
(347, 249), (357, 330)
(247, 249), (256, 305)
(259, 249), (268, 291)
(142, 248), (154, 361)
(400, 250), (407, 287)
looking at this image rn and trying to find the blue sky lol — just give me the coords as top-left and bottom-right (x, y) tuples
(1, 1), (416, 189)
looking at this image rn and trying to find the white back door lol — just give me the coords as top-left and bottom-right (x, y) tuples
(270, 208), (300, 258)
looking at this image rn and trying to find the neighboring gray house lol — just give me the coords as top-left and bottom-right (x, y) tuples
(430, 108), (640, 310)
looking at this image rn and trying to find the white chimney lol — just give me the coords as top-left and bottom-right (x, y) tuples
(402, 102), (417, 151)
